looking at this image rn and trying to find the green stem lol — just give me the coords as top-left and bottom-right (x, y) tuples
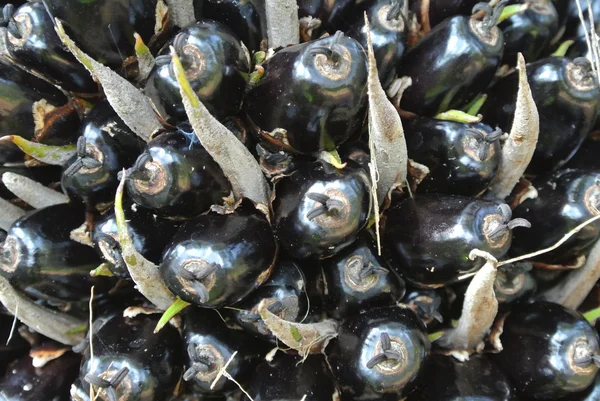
(154, 297), (191, 333)
(583, 306), (600, 323)
(435, 110), (482, 124)
(463, 94), (488, 116)
(552, 40), (575, 58)
(498, 4), (528, 24)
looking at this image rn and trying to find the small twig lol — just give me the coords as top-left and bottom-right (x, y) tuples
(6, 303), (17, 346)
(2, 172), (69, 208)
(89, 286), (95, 401)
(486, 53), (539, 200)
(0, 198), (25, 231)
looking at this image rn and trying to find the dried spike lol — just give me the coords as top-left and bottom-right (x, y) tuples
(0, 197), (25, 231)
(0, 275), (86, 345)
(134, 32), (155, 82)
(54, 19), (162, 142)
(169, 47), (270, 214)
(0, 135), (76, 166)
(486, 53), (539, 200)
(439, 250), (499, 354)
(265, 0), (299, 48)
(164, 0), (195, 28)
(2, 172), (69, 208)
(114, 170), (176, 310)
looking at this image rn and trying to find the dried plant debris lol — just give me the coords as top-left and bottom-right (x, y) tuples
(170, 47), (270, 214)
(265, 0), (300, 48)
(54, 19), (162, 142)
(0, 198), (25, 231)
(439, 250), (499, 356)
(134, 33), (156, 82)
(365, 14), (408, 207)
(0, 275), (86, 345)
(540, 239), (600, 309)
(164, 0), (195, 28)
(115, 171), (177, 310)
(0, 135), (76, 166)
(258, 300), (338, 359)
(487, 53), (539, 200)
(2, 172), (69, 208)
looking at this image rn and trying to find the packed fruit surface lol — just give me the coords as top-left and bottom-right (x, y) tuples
(1, 0), (600, 400)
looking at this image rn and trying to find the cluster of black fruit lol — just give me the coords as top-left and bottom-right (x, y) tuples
(2, 0), (600, 400)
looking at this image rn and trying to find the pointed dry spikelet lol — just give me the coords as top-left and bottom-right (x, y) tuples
(0, 276), (86, 345)
(0, 197), (25, 231)
(115, 170), (176, 310)
(134, 33), (155, 82)
(2, 172), (69, 208)
(440, 250), (499, 356)
(258, 300), (338, 360)
(0, 135), (76, 166)
(364, 13), (408, 207)
(164, 0), (195, 28)
(265, 0), (300, 48)
(487, 53), (539, 200)
(54, 19), (162, 142)
(169, 47), (270, 215)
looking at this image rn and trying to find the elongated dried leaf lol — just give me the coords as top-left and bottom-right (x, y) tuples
(440, 250), (498, 354)
(364, 15), (407, 207)
(0, 276), (86, 345)
(165, 0), (195, 28)
(54, 20), (162, 142)
(487, 53), (539, 200)
(2, 172), (69, 208)
(0, 197), (25, 230)
(115, 171), (176, 310)
(540, 239), (600, 309)
(258, 300), (338, 359)
(0, 27), (8, 58)
(1, 135), (75, 166)
(265, 0), (299, 48)
(170, 47), (270, 212)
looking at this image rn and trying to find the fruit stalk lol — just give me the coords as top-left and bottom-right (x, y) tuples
(486, 53), (539, 200)
(0, 275), (86, 345)
(2, 172), (68, 208)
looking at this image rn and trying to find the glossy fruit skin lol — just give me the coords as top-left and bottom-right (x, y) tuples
(404, 118), (501, 196)
(494, 263), (537, 306)
(160, 206), (278, 307)
(183, 308), (263, 396)
(244, 34), (368, 154)
(494, 301), (600, 400)
(498, 0), (559, 65)
(561, 373), (600, 401)
(92, 206), (180, 278)
(193, 0), (263, 52)
(564, 137), (600, 171)
(0, 60), (70, 164)
(43, 0), (157, 68)
(297, 0), (354, 34)
(402, 287), (450, 332)
(396, 14), (504, 116)
(511, 169), (600, 264)
(409, 0), (481, 28)
(0, 203), (104, 302)
(328, 306), (430, 398)
(0, 350), (81, 401)
(322, 231), (406, 320)
(407, 354), (515, 401)
(4, 0), (97, 93)
(125, 129), (232, 218)
(273, 160), (372, 260)
(480, 57), (599, 174)
(77, 313), (184, 401)
(247, 354), (339, 401)
(384, 195), (516, 287)
(145, 20), (250, 123)
(62, 102), (144, 210)
(230, 259), (309, 343)
(340, 0), (407, 89)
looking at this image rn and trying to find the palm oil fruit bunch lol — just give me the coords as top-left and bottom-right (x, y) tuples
(3, 0), (600, 400)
